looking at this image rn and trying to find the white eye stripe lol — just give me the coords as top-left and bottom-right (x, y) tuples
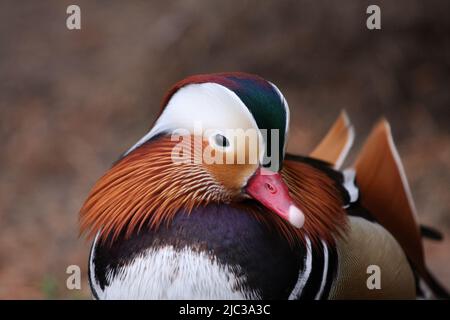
(342, 168), (359, 203)
(125, 83), (265, 160)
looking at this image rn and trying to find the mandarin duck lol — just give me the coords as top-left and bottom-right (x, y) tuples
(80, 72), (448, 299)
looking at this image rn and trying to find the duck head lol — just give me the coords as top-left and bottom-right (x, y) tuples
(80, 73), (306, 241)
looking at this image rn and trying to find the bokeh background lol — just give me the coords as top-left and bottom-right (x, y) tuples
(0, 0), (449, 299)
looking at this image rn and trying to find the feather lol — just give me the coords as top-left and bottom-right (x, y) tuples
(282, 160), (348, 246)
(353, 119), (427, 277)
(310, 110), (355, 169)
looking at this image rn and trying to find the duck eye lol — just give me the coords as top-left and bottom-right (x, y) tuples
(214, 134), (230, 148)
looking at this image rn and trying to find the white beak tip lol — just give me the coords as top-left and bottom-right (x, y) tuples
(288, 205), (305, 228)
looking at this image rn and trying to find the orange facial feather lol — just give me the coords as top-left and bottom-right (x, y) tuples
(79, 135), (231, 242)
(80, 135), (347, 247)
(281, 160), (348, 246)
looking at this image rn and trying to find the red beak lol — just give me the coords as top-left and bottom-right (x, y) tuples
(245, 167), (304, 228)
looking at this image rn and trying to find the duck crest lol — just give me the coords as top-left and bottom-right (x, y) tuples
(160, 72), (289, 164)
(161, 72), (287, 129)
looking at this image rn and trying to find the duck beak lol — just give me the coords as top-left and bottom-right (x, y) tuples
(245, 167), (305, 228)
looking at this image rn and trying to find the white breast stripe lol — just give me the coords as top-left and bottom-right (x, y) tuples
(314, 240), (329, 300)
(288, 237), (312, 300)
(89, 232), (100, 300)
(343, 168), (359, 203)
(334, 112), (355, 170)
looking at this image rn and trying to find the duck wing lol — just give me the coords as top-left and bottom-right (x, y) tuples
(310, 110), (355, 169)
(354, 119), (449, 298)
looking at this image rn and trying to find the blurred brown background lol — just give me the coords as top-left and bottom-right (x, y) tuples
(0, 0), (449, 299)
